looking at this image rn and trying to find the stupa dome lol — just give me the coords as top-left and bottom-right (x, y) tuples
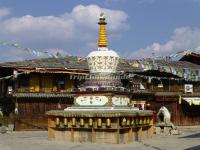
(87, 48), (119, 74)
(86, 13), (120, 74)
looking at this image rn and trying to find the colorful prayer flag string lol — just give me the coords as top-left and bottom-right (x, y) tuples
(0, 40), (64, 58)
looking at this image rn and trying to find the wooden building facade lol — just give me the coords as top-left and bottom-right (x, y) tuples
(129, 56), (200, 126)
(0, 71), (77, 130)
(0, 57), (89, 130)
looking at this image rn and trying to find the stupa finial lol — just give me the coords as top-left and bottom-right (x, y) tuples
(98, 12), (108, 48)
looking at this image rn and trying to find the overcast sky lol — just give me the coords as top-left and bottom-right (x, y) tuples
(0, 0), (200, 62)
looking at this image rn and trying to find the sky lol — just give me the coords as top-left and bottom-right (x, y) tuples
(0, 0), (200, 62)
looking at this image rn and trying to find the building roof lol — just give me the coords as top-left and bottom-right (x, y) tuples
(128, 59), (200, 81)
(179, 53), (200, 65)
(0, 56), (199, 81)
(0, 56), (142, 73)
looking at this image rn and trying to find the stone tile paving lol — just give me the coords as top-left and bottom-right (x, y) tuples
(0, 126), (199, 150)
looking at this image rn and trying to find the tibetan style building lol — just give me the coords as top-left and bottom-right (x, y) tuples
(0, 56), (139, 130)
(0, 16), (200, 131)
(0, 54), (200, 130)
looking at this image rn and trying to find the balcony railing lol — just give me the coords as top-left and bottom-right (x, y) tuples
(14, 85), (200, 95)
(16, 87), (72, 93)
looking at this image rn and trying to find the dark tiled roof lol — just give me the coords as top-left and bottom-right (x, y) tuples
(128, 59), (200, 81)
(0, 56), (199, 76)
(179, 53), (200, 65)
(0, 57), (87, 70)
(128, 59), (200, 69)
(0, 56), (142, 72)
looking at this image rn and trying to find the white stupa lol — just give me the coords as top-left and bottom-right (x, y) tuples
(87, 13), (120, 74)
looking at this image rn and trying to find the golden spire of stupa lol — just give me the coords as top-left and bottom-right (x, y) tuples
(98, 13), (108, 47)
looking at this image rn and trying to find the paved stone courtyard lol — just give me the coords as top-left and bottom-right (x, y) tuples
(0, 126), (199, 150)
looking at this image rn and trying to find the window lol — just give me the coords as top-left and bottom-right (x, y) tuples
(19, 75), (29, 87)
(57, 76), (65, 90)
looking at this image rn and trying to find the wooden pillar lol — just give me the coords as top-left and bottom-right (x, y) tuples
(147, 118), (153, 138)
(116, 118), (120, 144)
(175, 101), (180, 125)
(91, 128), (96, 143)
(147, 126), (153, 138)
(48, 117), (55, 140)
(71, 128), (74, 142)
(137, 127), (142, 142)
(147, 127), (153, 138)
(169, 79), (171, 92)
(128, 127), (133, 143)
